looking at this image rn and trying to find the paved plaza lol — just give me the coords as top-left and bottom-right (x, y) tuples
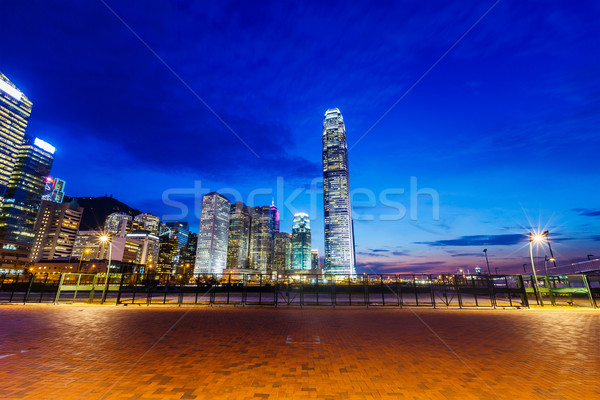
(0, 306), (598, 399)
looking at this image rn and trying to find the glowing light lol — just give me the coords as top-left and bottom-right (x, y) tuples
(99, 235), (109, 242)
(34, 138), (56, 154)
(533, 235), (544, 242)
(0, 79), (22, 101)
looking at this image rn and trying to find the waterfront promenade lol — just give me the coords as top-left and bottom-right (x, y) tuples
(0, 306), (598, 399)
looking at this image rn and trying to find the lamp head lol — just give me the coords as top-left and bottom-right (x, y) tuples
(99, 235), (109, 242)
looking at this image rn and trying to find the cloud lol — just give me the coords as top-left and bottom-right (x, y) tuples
(573, 208), (600, 217)
(415, 234), (526, 247)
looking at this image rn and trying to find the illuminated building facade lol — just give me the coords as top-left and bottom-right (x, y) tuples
(165, 221), (189, 250)
(41, 177), (66, 203)
(291, 213), (311, 270)
(29, 200), (83, 262)
(0, 136), (55, 245)
(134, 213), (160, 235)
(0, 73), (32, 206)
(311, 249), (319, 270)
(71, 231), (103, 261)
(322, 108), (356, 275)
(195, 192), (230, 275)
(103, 212), (132, 237)
(227, 201), (251, 269)
(249, 204), (279, 272)
(273, 232), (291, 271)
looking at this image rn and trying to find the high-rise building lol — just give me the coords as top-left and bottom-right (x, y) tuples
(291, 213), (311, 270)
(29, 200), (83, 262)
(0, 136), (55, 245)
(134, 213), (160, 235)
(273, 232), (291, 271)
(165, 221), (189, 250)
(322, 108), (356, 275)
(103, 212), (132, 237)
(195, 192), (230, 275)
(178, 232), (197, 276)
(71, 230), (104, 261)
(0, 73), (33, 206)
(125, 232), (159, 268)
(226, 201), (251, 269)
(249, 204), (279, 272)
(311, 249), (319, 270)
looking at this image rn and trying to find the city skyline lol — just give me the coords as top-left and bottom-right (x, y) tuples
(0, 1), (598, 274)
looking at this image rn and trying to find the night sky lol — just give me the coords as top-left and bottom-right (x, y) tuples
(1, 0), (599, 274)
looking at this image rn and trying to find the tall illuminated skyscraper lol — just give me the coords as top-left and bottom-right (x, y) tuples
(249, 204), (279, 272)
(273, 232), (291, 271)
(0, 73), (33, 206)
(195, 192), (230, 275)
(291, 213), (311, 270)
(226, 201), (251, 269)
(322, 108), (356, 275)
(0, 136), (55, 245)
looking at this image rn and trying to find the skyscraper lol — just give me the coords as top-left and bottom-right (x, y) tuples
(0, 73), (33, 206)
(322, 108), (356, 275)
(291, 213), (311, 270)
(249, 204), (279, 272)
(311, 249), (319, 270)
(195, 192), (230, 275)
(226, 201), (251, 269)
(165, 221), (190, 250)
(273, 232), (292, 271)
(29, 200), (83, 262)
(0, 136), (55, 245)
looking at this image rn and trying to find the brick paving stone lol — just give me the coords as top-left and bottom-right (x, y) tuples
(0, 306), (598, 399)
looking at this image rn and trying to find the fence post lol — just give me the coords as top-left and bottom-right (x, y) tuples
(332, 276), (336, 307)
(24, 273), (35, 304)
(54, 273), (65, 304)
(583, 275), (596, 309)
(116, 273), (125, 304)
(430, 275), (436, 309)
(89, 274), (98, 303)
(515, 275), (529, 308)
(9, 274), (20, 303)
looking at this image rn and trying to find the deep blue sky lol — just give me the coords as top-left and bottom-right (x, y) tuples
(2, 0), (599, 274)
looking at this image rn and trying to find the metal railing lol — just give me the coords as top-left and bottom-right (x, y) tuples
(0, 272), (598, 308)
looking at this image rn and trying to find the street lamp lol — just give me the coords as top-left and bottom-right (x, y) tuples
(544, 255), (555, 276)
(483, 249), (491, 275)
(588, 254), (595, 261)
(77, 248), (91, 273)
(542, 231), (557, 270)
(99, 235), (112, 303)
(529, 232), (544, 306)
(522, 263), (528, 273)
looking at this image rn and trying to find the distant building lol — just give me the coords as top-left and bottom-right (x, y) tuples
(322, 108), (356, 275)
(273, 232), (292, 271)
(0, 240), (31, 272)
(0, 73), (33, 206)
(249, 204), (279, 272)
(292, 213), (311, 270)
(157, 230), (177, 274)
(134, 213), (160, 235)
(195, 192), (230, 275)
(29, 200), (83, 262)
(178, 232), (197, 276)
(71, 231), (103, 261)
(165, 221), (189, 250)
(41, 177), (66, 203)
(227, 201), (251, 269)
(125, 232), (159, 268)
(104, 212), (132, 237)
(0, 136), (55, 245)
(311, 249), (319, 270)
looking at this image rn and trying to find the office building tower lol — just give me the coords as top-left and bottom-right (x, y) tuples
(249, 204), (279, 272)
(0, 136), (55, 245)
(322, 108), (356, 275)
(134, 213), (160, 235)
(273, 232), (292, 271)
(226, 201), (251, 269)
(291, 213), (311, 270)
(165, 221), (189, 250)
(71, 230), (103, 261)
(103, 212), (131, 237)
(311, 249), (319, 270)
(125, 232), (159, 267)
(0, 73), (33, 206)
(29, 200), (83, 262)
(178, 232), (197, 276)
(195, 192), (230, 275)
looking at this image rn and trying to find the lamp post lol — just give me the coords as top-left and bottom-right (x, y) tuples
(99, 235), (112, 303)
(588, 254), (595, 261)
(483, 249), (491, 275)
(529, 232), (544, 306)
(543, 255), (555, 276)
(77, 248), (90, 273)
(543, 231), (557, 270)
(522, 263), (527, 273)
